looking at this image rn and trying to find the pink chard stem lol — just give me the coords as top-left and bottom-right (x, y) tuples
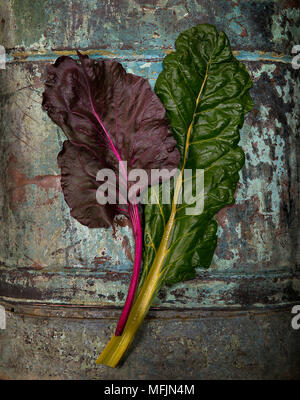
(79, 52), (143, 337)
(115, 202), (142, 336)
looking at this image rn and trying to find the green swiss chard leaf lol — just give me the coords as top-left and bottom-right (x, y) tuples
(96, 24), (254, 368)
(141, 24), (253, 286)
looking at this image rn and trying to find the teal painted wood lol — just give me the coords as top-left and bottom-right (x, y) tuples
(0, 0), (299, 379)
(1, 0), (299, 53)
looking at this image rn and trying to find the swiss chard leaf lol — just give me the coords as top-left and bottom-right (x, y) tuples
(141, 24), (253, 286)
(96, 23), (254, 368)
(42, 53), (180, 228)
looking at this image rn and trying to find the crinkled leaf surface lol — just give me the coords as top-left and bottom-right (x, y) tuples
(42, 53), (180, 228)
(141, 24), (253, 286)
(57, 141), (113, 228)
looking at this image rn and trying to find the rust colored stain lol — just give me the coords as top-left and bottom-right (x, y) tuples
(282, 0), (300, 9)
(122, 235), (134, 263)
(216, 207), (229, 229)
(92, 256), (111, 271)
(0, 370), (12, 380)
(24, 255), (45, 270)
(114, 215), (131, 228)
(240, 25), (248, 37)
(30, 262), (44, 270)
(216, 204), (237, 229)
(6, 155), (61, 206)
(111, 216), (134, 262)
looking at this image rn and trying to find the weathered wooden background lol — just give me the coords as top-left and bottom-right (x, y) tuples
(0, 0), (299, 379)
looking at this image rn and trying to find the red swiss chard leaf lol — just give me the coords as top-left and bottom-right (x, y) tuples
(42, 53), (180, 228)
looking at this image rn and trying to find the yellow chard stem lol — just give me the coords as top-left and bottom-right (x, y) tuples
(96, 201), (177, 367)
(96, 63), (209, 368)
